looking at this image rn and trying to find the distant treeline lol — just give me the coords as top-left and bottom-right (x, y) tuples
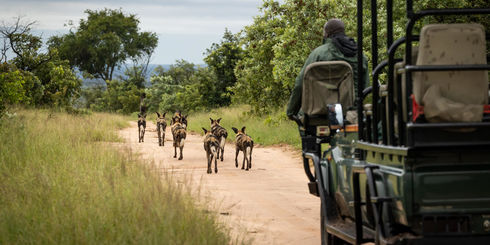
(1, 1), (487, 116)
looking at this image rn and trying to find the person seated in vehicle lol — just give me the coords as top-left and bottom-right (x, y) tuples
(286, 18), (369, 124)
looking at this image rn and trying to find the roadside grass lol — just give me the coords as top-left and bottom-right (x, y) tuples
(0, 109), (236, 244)
(187, 105), (301, 149)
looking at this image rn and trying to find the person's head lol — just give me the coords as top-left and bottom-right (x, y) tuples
(323, 18), (345, 38)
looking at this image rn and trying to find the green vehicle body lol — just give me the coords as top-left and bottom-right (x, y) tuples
(323, 131), (490, 239)
(294, 1), (490, 244)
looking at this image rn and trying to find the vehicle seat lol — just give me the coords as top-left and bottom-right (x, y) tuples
(301, 61), (355, 126)
(412, 23), (488, 123)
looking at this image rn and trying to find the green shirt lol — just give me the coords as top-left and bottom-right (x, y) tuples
(286, 38), (369, 117)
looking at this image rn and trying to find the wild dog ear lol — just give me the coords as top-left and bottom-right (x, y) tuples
(232, 127), (238, 134)
(210, 118), (214, 123)
(163, 112), (166, 117)
(138, 113), (141, 117)
(202, 127), (208, 134)
(217, 118), (221, 123)
(143, 114), (147, 118)
(156, 112), (160, 117)
(241, 126), (246, 133)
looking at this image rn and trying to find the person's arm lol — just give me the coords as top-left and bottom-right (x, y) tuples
(286, 69), (305, 118)
(286, 50), (319, 118)
(363, 54), (370, 88)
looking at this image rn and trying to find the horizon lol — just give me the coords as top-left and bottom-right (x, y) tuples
(0, 0), (265, 64)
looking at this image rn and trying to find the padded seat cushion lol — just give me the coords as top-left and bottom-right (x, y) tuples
(302, 61), (354, 117)
(413, 24), (488, 122)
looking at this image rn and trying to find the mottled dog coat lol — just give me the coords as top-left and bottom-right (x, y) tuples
(171, 112), (187, 160)
(156, 112), (167, 146)
(210, 118), (228, 162)
(232, 126), (254, 171)
(138, 113), (146, 143)
(202, 128), (220, 174)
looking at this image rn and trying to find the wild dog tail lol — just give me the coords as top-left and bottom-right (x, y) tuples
(245, 139), (253, 159)
(219, 136), (226, 149)
(177, 129), (186, 147)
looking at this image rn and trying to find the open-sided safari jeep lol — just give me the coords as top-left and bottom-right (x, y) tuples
(292, 1), (490, 245)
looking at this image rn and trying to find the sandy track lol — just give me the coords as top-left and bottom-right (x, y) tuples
(118, 121), (320, 244)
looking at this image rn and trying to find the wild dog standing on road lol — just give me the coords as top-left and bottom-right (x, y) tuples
(202, 128), (220, 174)
(232, 126), (254, 171)
(156, 112), (167, 146)
(138, 113), (146, 143)
(171, 111), (182, 125)
(181, 114), (188, 129)
(171, 113), (187, 160)
(171, 111), (188, 129)
(210, 118), (228, 162)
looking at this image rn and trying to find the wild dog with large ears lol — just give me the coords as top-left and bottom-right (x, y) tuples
(171, 114), (186, 160)
(156, 112), (167, 146)
(232, 126), (254, 171)
(202, 128), (220, 174)
(210, 117), (228, 162)
(138, 113), (146, 143)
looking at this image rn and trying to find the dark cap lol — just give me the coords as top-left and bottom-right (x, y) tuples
(323, 19), (345, 38)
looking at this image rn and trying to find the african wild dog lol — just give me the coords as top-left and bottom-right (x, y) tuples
(181, 114), (188, 128)
(156, 112), (167, 146)
(138, 113), (146, 143)
(210, 118), (228, 161)
(232, 126), (254, 171)
(171, 113), (187, 160)
(202, 128), (220, 174)
(171, 111), (188, 128)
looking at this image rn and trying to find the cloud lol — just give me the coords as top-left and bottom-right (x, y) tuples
(0, 0), (264, 63)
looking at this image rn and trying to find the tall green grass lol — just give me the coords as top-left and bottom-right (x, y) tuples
(0, 109), (235, 244)
(187, 106), (301, 149)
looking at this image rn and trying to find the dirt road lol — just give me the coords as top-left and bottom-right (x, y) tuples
(119, 121), (320, 244)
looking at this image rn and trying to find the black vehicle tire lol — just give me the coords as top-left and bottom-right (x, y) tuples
(321, 202), (346, 245)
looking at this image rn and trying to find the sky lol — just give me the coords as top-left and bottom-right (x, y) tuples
(0, 0), (265, 65)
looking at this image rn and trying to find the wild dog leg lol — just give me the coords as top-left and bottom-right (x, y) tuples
(249, 148), (252, 169)
(242, 152), (246, 170)
(214, 152), (218, 173)
(207, 152), (212, 174)
(220, 144), (225, 161)
(178, 146), (183, 160)
(235, 149), (239, 168)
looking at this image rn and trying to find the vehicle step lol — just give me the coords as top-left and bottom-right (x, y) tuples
(326, 218), (375, 244)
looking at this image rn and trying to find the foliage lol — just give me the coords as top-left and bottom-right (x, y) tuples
(33, 50), (82, 106)
(0, 63), (27, 115)
(204, 29), (243, 107)
(1, 16), (81, 109)
(232, 0), (490, 114)
(80, 79), (143, 114)
(187, 105), (301, 149)
(0, 109), (235, 244)
(49, 8), (158, 82)
(146, 60), (221, 113)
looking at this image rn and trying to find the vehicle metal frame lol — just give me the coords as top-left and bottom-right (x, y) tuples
(298, 1), (490, 244)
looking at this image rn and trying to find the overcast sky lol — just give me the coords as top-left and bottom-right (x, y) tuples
(0, 0), (265, 64)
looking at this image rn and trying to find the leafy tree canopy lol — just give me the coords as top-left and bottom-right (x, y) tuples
(49, 8), (158, 83)
(204, 28), (243, 107)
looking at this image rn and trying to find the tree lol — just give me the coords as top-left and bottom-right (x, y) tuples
(0, 16), (50, 71)
(49, 8), (158, 83)
(204, 29), (243, 107)
(232, 0), (288, 113)
(1, 16), (80, 107)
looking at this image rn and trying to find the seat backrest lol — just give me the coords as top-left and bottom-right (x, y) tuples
(413, 23), (488, 122)
(301, 61), (354, 117)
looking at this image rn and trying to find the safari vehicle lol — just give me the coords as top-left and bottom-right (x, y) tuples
(291, 1), (490, 244)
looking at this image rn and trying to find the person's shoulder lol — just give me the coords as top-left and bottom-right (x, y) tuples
(310, 41), (335, 56)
